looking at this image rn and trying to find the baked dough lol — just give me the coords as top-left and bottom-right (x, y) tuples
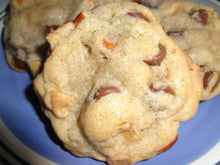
(3, 0), (133, 76)
(152, 0), (220, 100)
(34, 2), (202, 164)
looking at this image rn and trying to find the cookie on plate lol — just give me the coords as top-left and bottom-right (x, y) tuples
(152, 0), (220, 100)
(3, 0), (134, 76)
(34, 2), (202, 165)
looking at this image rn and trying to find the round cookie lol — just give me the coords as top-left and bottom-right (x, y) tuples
(3, 0), (134, 76)
(34, 2), (202, 165)
(152, 0), (220, 100)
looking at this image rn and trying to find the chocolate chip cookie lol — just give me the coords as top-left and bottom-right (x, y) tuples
(152, 0), (220, 100)
(34, 2), (202, 165)
(3, 0), (134, 76)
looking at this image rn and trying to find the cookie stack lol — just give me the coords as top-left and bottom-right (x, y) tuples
(3, 0), (220, 165)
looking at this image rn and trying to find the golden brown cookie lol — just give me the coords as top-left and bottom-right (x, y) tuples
(152, 0), (220, 100)
(3, 0), (134, 76)
(34, 2), (202, 165)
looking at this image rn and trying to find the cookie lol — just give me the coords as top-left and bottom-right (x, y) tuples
(34, 2), (202, 165)
(152, 0), (220, 100)
(3, 0), (133, 76)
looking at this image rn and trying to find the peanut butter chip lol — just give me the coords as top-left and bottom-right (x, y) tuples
(17, 0), (25, 5)
(128, 10), (150, 22)
(158, 135), (179, 154)
(73, 12), (85, 27)
(121, 127), (140, 142)
(117, 122), (130, 131)
(27, 60), (42, 76)
(189, 9), (208, 25)
(144, 43), (166, 66)
(94, 86), (120, 101)
(103, 39), (115, 50)
(50, 91), (73, 119)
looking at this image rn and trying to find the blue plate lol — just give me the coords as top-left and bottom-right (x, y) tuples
(0, 1), (220, 165)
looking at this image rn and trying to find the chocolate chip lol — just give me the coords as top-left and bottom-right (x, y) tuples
(203, 71), (220, 92)
(94, 86), (120, 101)
(13, 57), (26, 71)
(203, 71), (213, 89)
(167, 31), (184, 38)
(189, 9), (208, 25)
(47, 25), (59, 34)
(132, 0), (141, 3)
(150, 85), (175, 96)
(144, 43), (166, 66)
(128, 10), (150, 22)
